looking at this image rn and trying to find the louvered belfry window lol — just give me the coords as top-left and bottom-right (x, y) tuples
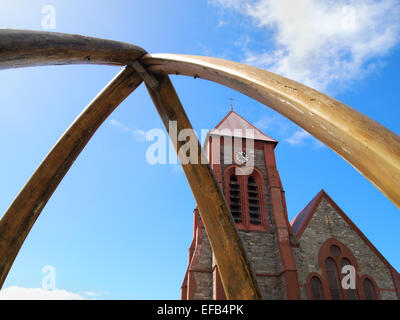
(363, 278), (377, 300)
(229, 174), (241, 222)
(310, 276), (324, 300)
(326, 258), (343, 300)
(247, 176), (261, 224)
(341, 258), (358, 300)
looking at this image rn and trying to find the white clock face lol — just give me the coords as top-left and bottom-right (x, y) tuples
(234, 151), (249, 164)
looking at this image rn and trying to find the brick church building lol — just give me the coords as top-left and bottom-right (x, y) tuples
(181, 110), (400, 300)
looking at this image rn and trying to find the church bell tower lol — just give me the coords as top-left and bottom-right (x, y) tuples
(181, 110), (301, 300)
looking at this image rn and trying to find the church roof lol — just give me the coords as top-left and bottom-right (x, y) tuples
(209, 110), (278, 144)
(291, 189), (398, 274)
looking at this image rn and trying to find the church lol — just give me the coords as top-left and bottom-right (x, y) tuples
(181, 110), (400, 300)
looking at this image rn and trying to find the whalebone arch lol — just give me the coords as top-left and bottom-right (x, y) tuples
(0, 30), (399, 300)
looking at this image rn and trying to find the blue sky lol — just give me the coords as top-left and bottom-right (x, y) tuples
(0, 0), (399, 299)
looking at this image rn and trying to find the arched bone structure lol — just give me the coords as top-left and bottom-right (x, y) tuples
(0, 30), (399, 300)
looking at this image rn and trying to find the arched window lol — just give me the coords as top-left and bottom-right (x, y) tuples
(223, 165), (269, 231)
(363, 278), (377, 300)
(229, 174), (241, 222)
(341, 258), (358, 300)
(310, 276), (324, 300)
(247, 176), (261, 224)
(325, 258), (342, 300)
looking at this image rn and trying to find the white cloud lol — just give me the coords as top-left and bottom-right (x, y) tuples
(285, 129), (312, 145)
(254, 115), (325, 148)
(0, 286), (91, 300)
(210, 0), (243, 10)
(109, 119), (130, 132)
(254, 114), (290, 134)
(109, 119), (146, 142)
(212, 0), (400, 92)
(133, 128), (147, 142)
(82, 291), (98, 297)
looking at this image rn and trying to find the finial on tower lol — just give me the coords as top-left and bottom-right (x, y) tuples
(229, 97), (234, 111)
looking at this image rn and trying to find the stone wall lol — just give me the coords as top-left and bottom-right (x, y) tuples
(191, 226), (286, 300)
(189, 228), (213, 299)
(237, 230), (286, 299)
(187, 136), (398, 300)
(221, 146), (287, 299)
(293, 197), (398, 300)
(189, 142), (290, 300)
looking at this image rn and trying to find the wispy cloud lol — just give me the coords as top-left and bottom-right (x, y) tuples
(284, 129), (325, 148)
(285, 129), (312, 145)
(109, 119), (146, 142)
(254, 114), (325, 148)
(0, 286), (99, 300)
(211, 0), (400, 92)
(254, 114), (290, 136)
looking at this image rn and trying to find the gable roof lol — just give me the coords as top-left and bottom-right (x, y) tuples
(291, 189), (326, 238)
(291, 189), (398, 275)
(209, 110), (278, 144)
